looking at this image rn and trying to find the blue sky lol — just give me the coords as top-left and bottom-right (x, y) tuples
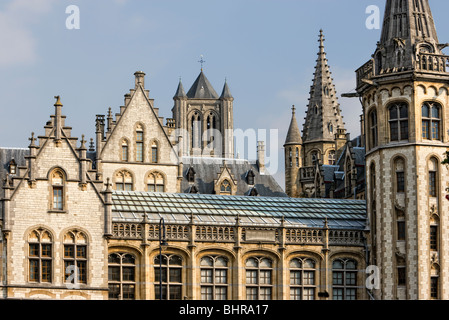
(1, 0), (449, 188)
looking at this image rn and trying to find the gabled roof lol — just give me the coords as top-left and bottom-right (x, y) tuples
(186, 71), (219, 99)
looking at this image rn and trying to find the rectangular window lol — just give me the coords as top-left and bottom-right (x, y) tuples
(29, 260), (39, 282)
(215, 269), (227, 284)
(432, 121), (440, 140)
(41, 260), (52, 282)
(122, 146), (128, 161)
(152, 147), (158, 163)
(201, 286), (213, 300)
(290, 271), (302, 285)
(396, 172), (405, 192)
(108, 266), (120, 282)
(430, 226), (438, 251)
(397, 221), (406, 241)
(246, 270), (258, 285)
(332, 288), (343, 300)
(431, 277), (439, 299)
(398, 267), (406, 286)
(246, 287), (258, 300)
(290, 288), (302, 300)
(53, 187), (63, 210)
(400, 121), (409, 140)
(215, 287), (227, 300)
(303, 288), (315, 300)
(422, 120), (430, 139)
(429, 171), (437, 197)
(122, 284), (135, 300)
(201, 269), (213, 283)
(136, 143), (143, 162)
(390, 121), (399, 141)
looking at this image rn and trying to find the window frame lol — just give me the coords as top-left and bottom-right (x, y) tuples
(28, 229), (53, 283)
(245, 257), (273, 300)
(289, 257), (317, 300)
(422, 102), (441, 141)
(63, 230), (88, 286)
(332, 258), (358, 300)
(200, 256), (229, 300)
(388, 102), (409, 142)
(154, 254), (183, 300)
(108, 252), (136, 300)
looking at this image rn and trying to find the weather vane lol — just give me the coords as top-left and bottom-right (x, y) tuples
(198, 55), (205, 71)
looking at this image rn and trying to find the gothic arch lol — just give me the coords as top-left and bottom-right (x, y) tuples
(108, 244), (144, 257)
(197, 247), (236, 261)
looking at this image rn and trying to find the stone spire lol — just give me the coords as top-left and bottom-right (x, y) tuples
(284, 105), (302, 146)
(302, 30), (344, 144)
(220, 80), (233, 100)
(174, 79), (187, 99)
(376, 0), (446, 73)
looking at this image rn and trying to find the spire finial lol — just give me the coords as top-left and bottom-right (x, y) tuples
(198, 55), (205, 71)
(292, 105), (296, 115)
(29, 132), (36, 147)
(318, 29), (325, 53)
(54, 95), (62, 107)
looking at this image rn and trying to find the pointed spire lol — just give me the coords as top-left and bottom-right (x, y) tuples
(186, 71), (219, 99)
(376, 0), (445, 73)
(284, 105), (302, 146)
(174, 78), (187, 99)
(302, 30), (344, 144)
(220, 79), (233, 99)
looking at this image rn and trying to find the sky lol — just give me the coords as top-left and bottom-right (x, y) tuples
(1, 0), (449, 189)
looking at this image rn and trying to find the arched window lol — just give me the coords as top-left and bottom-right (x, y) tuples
(147, 172), (165, 192)
(121, 139), (129, 162)
(28, 229), (53, 283)
(151, 141), (158, 163)
(154, 254), (183, 300)
(429, 158), (438, 198)
(422, 102), (441, 140)
(395, 158), (405, 193)
(191, 112), (201, 150)
(332, 258), (358, 300)
(369, 109), (378, 149)
(108, 253), (136, 300)
(136, 125), (144, 162)
(200, 256), (229, 300)
(50, 169), (65, 211)
(288, 148), (293, 168)
(246, 170), (255, 186)
(245, 257), (273, 300)
(311, 151), (318, 165)
(389, 103), (409, 141)
(220, 180), (232, 195)
(289, 258), (316, 300)
(328, 150), (336, 165)
(63, 230), (88, 285)
(295, 148), (300, 167)
(115, 170), (133, 191)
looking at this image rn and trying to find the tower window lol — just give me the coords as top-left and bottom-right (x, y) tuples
(396, 171), (405, 192)
(151, 141), (158, 163)
(430, 225), (438, 251)
(422, 102), (441, 140)
(369, 110), (378, 149)
(389, 103), (409, 142)
(431, 277), (439, 299)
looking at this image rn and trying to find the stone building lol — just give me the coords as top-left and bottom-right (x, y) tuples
(0, 72), (366, 300)
(284, 31), (366, 200)
(357, 0), (449, 300)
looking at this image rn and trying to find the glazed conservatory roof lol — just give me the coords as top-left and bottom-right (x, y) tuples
(111, 191), (367, 230)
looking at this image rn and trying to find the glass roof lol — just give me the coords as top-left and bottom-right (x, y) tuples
(111, 191), (367, 230)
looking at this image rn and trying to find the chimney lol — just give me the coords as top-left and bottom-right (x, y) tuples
(257, 141), (265, 174)
(134, 71), (145, 89)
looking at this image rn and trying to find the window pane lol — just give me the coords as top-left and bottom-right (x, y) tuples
(432, 121), (439, 140)
(303, 288), (315, 300)
(260, 270), (272, 285)
(290, 288), (302, 300)
(304, 271), (315, 285)
(346, 272), (357, 286)
(201, 269), (213, 283)
(422, 120), (430, 139)
(201, 286), (213, 300)
(29, 260), (39, 282)
(422, 105), (429, 117)
(108, 284), (120, 299)
(399, 105), (408, 118)
(53, 187), (63, 210)
(333, 272), (343, 285)
(169, 268), (182, 283)
(152, 147), (158, 163)
(346, 288), (357, 300)
(123, 267), (135, 281)
(215, 287), (227, 300)
(41, 260), (51, 282)
(122, 284), (135, 300)
(154, 285), (167, 300)
(246, 270), (258, 284)
(260, 287), (272, 300)
(77, 246), (86, 259)
(246, 287), (258, 300)
(429, 171), (437, 197)
(333, 288), (343, 300)
(154, 267), (167, 283)
(397, 221), (406, 241)
(29, 244), (39, 257)
(136, 143), (143, 162)
(77, 261), (87, 283)
(346, 260), (357, 269)
(430, 226), (438, 251)
(109, 266), (120, 282)
(215, 269), (227, 284)
(64, 245), (74, 258)
(390, 121), (399, 141)
(400, 121), (408, 140)
(290, 270), (302, 285)
(169, 285), (182, 300)
(396, 172), (405, 192)
(432, 106), (440, 119)
(390, 106), (398, 120)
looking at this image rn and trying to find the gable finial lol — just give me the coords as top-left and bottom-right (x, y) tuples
(28, 132), (36, 147)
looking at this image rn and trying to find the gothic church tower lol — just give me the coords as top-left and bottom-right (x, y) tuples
(172, 70), (234, 159)
(358, 0), (449, 300)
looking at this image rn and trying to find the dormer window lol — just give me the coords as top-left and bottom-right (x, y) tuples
(187, 167), (196, 183)
(246, 170), (255, 186)
(220, 180), (232, 195)
(9, 159), (17, 175)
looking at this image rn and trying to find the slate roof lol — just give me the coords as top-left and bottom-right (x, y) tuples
(284, 107), (302, 145)
(180, 157), (287, 198)
(0, 148), (29, 217)
(186, 71), (219, 99)
(111, 191), (367, 230)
